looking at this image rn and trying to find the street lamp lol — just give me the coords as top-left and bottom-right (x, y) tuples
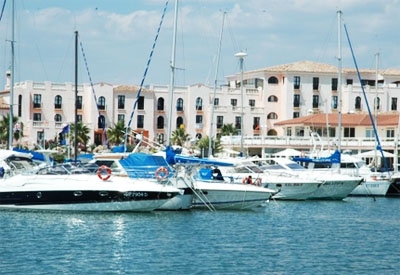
(235, 51), (247, 157)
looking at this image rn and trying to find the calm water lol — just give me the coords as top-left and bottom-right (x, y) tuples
(1, 197), (399, 275)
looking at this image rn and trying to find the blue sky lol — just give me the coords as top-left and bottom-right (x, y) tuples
(0, 0), (399, 89)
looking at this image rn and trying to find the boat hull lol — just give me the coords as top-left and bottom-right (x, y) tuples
(307, 178), (362, 200)
(349, 179), (391, 196)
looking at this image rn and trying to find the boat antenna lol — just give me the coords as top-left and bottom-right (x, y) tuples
(123, 1), (169, 152)
(208, 11), (226, 157)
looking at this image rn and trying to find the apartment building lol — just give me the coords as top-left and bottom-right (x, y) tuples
(2, 60), (400, 152)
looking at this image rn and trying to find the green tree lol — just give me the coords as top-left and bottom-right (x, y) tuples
(220, 123), (239, 136)
(0, 114), (23, 148)
(171, 127), (190, 146)
(107, 120), (129, 146)
(196, 136), (222, 157)
(69, 122), (91, 152)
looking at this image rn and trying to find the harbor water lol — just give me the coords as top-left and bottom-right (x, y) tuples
(1, 197), (399, 274)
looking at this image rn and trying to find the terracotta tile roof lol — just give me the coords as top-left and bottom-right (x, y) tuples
(275, 112), (400, 127)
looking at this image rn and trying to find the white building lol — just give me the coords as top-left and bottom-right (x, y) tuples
(2, 60), (400, 154)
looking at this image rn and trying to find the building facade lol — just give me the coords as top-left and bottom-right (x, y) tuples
(1, 60), (400, 154)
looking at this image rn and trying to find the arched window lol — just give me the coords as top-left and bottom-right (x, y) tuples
(195, 97), (203, 111)
(54, 95), (62, 109)
(176, 98), (184, 112)
(54, 114), (62, 122)
(176, 116), (184, 129)
(268, 76), (278, 84)
(157, 97), (164, 111)
(157, 116), (164, 129)
(268, 95), (278, 102)
(98, 96), (106, 110)
(267, 112), (278, 119)
(355, 96), (361, 109)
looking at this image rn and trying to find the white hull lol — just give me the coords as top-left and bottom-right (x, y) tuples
(0, 173), (181, 212)
(191, 181), (274, 210)
(308, 178), (362, 200)
(350, 179), (391, 196)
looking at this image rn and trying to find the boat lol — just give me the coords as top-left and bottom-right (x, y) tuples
(0, 163), (182, 212)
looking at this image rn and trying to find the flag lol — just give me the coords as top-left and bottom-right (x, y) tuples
(61, 124), (69, 134)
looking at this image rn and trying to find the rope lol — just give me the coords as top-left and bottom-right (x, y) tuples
(79, 39), (109, 148)
(0, 0), (6, 22)
(123, 0), (169, 152)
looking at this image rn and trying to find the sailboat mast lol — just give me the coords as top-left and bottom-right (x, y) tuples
(374, 52), (379, 171)
(74, 30), (78, 162)
(337, 10), (342, 153)
(166, 0), (178, 146)
(208, 11), (226, 157)
(8, 0), (15, 149)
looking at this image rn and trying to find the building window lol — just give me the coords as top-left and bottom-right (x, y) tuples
(268, 95), (278, 102)
(195, 97), (203, 111)
(77, 115), (82, 122)
(346, 79), (353, 85)
(33, 113), (41, 121)
(33, 94), (42, 108)
(249, 99), (255, 107)
(293, 76), (300, 89)
(293, 94), (300, 108)
(138, 96), (145, 110)
(293, 112), (300, 118)
(54, 114), (62, 122)
(196, 115), (203, 124)
(365, 129), (374, 138)
(375, 97), (380, 110)
(344, 127), (355, 138)
(313, 77), (319, 90)
(176, 116), (184, 129)
(387, 129), (395, 138)
(214, 98), (219, 106)
(312, 95), (319, 108)
(18, 94), (22, 117)
(157, 116), (164, 129)
(267, 112), (278, 119)
(118, 114), (125, 123)
(137, 115), (144, 128)
(118, 95), (125, 109)
(176, 98), (184, 112)
(253, 117), (260, 130)
(77, 96), (83, 109)
(157, 98), (164, 111)
(37, 130), (44, 144)
(216, 116), (223, 129)
(54, 95), (62, 109)
(98, 115), (105, 128)
(355, 96), (361, 109)
(235, 116), (241, 129)
(157, 133), (164, 144)
(231, 99), (237, 107)
(332, 96), (338, 109)
(98, 96), (106, 110)
(331, 78), (338, 91)
(391, 98), (397, 111)
(268, 76), (278, 84)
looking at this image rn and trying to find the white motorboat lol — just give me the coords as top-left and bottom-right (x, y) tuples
(0, 165), (181, 212)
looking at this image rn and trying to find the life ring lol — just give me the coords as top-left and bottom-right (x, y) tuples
(155, 166), (169, 181)
(97, 165), (112, 181)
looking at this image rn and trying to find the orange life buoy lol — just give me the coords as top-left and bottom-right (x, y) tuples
(97, 165), (112, 181)
(155, 166), (169, 181)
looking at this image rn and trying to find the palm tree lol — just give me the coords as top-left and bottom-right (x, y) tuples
(107, 120), (128, 146)
(220, 123), (239, 136)
(0, 114), (22, 148)
(196, 136), (222, 157)
(171, 127), (190, 147)
(69, 122), (91, 152)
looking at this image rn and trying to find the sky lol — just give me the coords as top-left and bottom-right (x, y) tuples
(0, 0), (400, 90)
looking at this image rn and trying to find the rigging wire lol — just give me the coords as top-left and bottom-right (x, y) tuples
(79, 38), (109, 148)
(123, 0), (169, 152)
(0, 0), (6, 22)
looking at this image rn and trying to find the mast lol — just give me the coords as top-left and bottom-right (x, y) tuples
(208, 11), (226, 157)
(8, 0), (15, 149)
(374, 52), (379, 171)
(74, 30), (78, 162)
(166, 0), (178, 146)
(337, 10), (342, 154)
(235, 51), (247, 157)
